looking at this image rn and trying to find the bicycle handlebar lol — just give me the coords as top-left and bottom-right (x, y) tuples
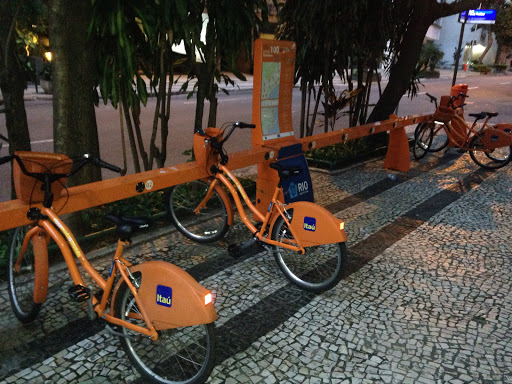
(200, 122), (256, 166)
(426, 93), (436, 102)
(426, 92), (468, 110)
(449, 93), (468, 106)
(468, 111), (499, 121)
(234, 122), (256, 129)
(0, 155), (12, 166)
(0, 153), (121, 185)
(90, 156), (122, 173)
(0, 153), (121, 207)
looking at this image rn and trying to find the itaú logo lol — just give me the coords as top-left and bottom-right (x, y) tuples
(156, 285), (172, 307)
(303, 216), (316, 231)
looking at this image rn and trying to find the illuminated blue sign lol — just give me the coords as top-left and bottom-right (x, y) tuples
(460, 9), (496, 24)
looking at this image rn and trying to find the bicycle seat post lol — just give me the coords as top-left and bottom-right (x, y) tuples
(42, 174), (54, 208)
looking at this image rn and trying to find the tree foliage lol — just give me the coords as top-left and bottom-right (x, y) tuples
(189, 0), (267, 130)
(494, 1), (512, 48)
(277, 1), (412, 136)
(277, 0), (484, 145)
(0, 1), (44, 157)
(367, 0), (482, 124)
(90, 0), (266, 171)
(89, 0), (204, 172)
(418, 41), (444, 72)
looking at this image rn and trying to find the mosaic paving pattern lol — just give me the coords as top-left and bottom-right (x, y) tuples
(1, 151), (511, 384)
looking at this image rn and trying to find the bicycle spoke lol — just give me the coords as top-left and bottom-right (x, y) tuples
(116, 281), (215, 383)
(272, 216), (346, 292)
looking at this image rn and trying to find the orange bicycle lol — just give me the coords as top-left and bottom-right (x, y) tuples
(413, 92), (467, 159)
(1, 151), (218, 384)
(165, 122), (348, 293)
(413, 94), (512, 169)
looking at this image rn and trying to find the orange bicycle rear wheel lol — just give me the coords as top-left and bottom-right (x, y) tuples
(271, 215), (347, 293)
(469, 135), (512, 170)
(115, 278), (217, 384)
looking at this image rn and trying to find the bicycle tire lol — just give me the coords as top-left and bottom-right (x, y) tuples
(271, 215), (347, 293)
(427, 121), (449, 152)
(469, 135), (512, 170)
(165, 180), (229, 243)
(7, 226), (42, 323)
(115, 280), (217, 384)
(413, 122), (433, 160)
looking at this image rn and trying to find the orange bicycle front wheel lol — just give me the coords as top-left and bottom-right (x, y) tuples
(413, 122), (434, 160)
(425, 121), (449, 152)
(165, 180), (230, 243)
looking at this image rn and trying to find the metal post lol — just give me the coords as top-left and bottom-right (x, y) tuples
(452, 11), (469, 86)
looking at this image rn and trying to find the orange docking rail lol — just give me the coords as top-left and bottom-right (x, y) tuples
(0, 113), (430, 232)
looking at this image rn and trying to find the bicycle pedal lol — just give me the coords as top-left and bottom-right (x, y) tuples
(68, 284), (91, 303)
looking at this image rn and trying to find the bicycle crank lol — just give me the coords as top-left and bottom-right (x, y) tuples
(228, 237), (261, 258)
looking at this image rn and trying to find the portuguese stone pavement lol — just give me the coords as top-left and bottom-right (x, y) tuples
(1, 149), (511, 384)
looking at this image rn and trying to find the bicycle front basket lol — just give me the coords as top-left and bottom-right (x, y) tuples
(13, 151), (73, 203)
(433, 106), (455, 124)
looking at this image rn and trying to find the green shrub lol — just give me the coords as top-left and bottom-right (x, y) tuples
(306, 137), (376, 169)
(493, 64), (507, 72)
(473, 64), (491, 73)
(418, 42), (444, 71)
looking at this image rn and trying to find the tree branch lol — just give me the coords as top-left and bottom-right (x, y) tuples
(434, 0), (483, 20)
(4, 3), (21, 69)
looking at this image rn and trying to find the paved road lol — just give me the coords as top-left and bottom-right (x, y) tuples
(1, 150), (511, 383)
(0, 71), (511, 202)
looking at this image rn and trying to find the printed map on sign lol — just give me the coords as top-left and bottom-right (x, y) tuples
(260, 62), (281, 137)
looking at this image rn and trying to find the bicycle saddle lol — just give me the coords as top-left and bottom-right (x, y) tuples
(469, 112), (498, 120)
(270, 162), (302, 179)
(105, 214), (153, 241)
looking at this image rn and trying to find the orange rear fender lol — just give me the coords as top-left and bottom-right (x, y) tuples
(495, 123), (512, 135)
(480, 128), (512, 150)
(270, 201), (347, 247)
(112, 261), (217, 330)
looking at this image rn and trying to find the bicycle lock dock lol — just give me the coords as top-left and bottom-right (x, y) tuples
(0, 39), (436, 232)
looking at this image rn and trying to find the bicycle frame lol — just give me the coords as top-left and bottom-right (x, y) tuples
(197, 164), (347, 253)
(14, 206), (217, 339)
(444, 115), (497, 150)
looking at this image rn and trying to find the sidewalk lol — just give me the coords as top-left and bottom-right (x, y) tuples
(1, 152), (511, 383)
(15, 72), (256, 103)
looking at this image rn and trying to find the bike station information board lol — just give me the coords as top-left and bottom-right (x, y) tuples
(252, 39), (298, 212)
(252, 39), (296, 147)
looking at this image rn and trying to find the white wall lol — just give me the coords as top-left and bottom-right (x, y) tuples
(435, 14), (498, 67)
